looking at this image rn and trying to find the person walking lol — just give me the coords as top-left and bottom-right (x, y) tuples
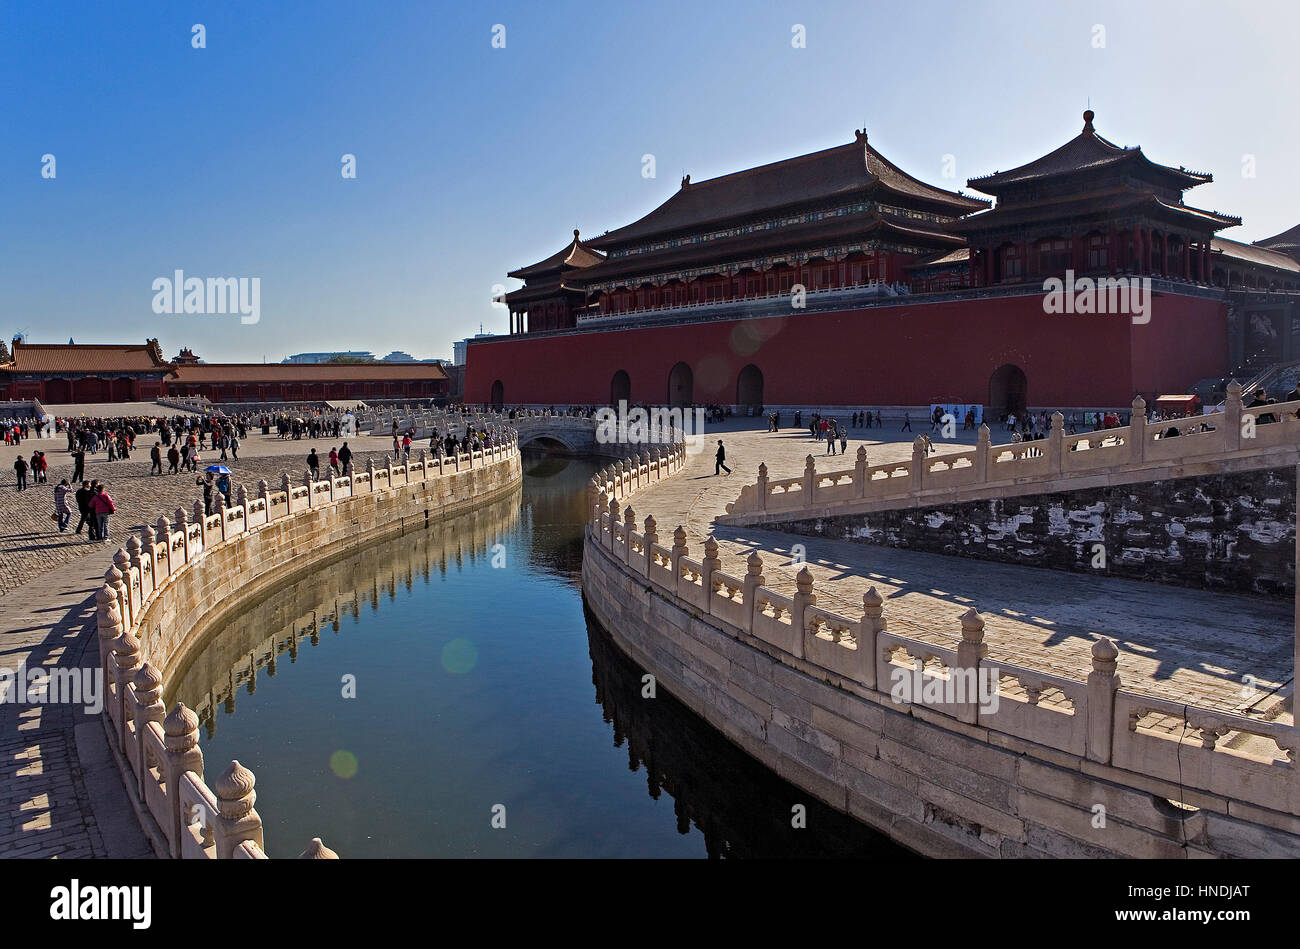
(54, 479), (72, 532)
(307, 448), (320, 480)
(89, 483), (116, 540)
(901, 413), (912, 433)
(70, 447), (85, 483)
(13, 454), (28, 491)
(715, 439), (731, 475)
(150, 442), (163, 475)
(74, 481), (95, 537)
(167, 444), (180, 474)
(839, 425), (848, 456)
(338, 442), (352, 474)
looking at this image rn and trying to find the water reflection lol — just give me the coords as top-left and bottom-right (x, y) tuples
(168, 450), (909, 857)
(583, 604), (910, 858)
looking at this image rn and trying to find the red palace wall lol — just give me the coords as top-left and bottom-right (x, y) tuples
(465, 293), (1228, 408)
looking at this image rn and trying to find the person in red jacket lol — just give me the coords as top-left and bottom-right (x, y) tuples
(88, 484), (116, 540)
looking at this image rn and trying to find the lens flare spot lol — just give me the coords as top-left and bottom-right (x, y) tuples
(441, 638), (479, 675)
(330, 749), (358, 779)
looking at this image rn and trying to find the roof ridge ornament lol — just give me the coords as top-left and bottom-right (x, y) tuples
(1083, 109), (1095, 133)
(854, 128), (868, 144)
(681, 174), (690, 187)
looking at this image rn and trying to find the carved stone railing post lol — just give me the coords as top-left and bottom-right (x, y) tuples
(606, 497), (619, 550)
(1225, 381), (1243, 452)
(299, 837), (339, 859)
(131, 663), (165, 799)
(104, 562), (128, 646)
(702, 536), (721, 609)
(1048, 412), (1065, 474)
(756, 462), (769, 510)
(1129, 396), (1147, 464)
(976, 424), (991, 482)
(623, 506), (636, 565)
(803, 455), (816, 506)
(670, 526), (689, 591)
(859, 587), (885, 690)
(236, 484), (248, 512)
(112, 628), (142, 751)
(214, 760), (263, 859)
(642, 515), (658, 576)
(791, 568), (815, 660)
(744, 552), (765, 632)
(258, 479), (269, 506)
(193, 500), (205, 543)
(854, 447), (866, 498)
(1086, 637), (1120, 764)
(281, 472), (291, 500)
(162, 703), (204, 857)
(95, 584), (123, 710)
(911, 437), (925, 493)
(956, 608), (987, 724)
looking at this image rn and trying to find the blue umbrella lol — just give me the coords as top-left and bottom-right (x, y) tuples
(205, 465), (232, 475)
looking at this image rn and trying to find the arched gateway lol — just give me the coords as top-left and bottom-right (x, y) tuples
(736, 364), (763, 408)
(610, 370), (631, 405)
(989, 364), (1027, 417)
(490, 380), (504, 410)
(668, 362), (693, 406)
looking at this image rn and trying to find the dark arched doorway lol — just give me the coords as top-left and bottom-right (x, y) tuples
(490, 380), (504, 410)
(736, 364), (763, 408)
(989, 364), (1027, 417)
(668, 362), (693, 406)
(610, 370), (631, 406)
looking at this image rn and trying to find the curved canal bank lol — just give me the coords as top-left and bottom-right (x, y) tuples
(97, 439), (523, 858)
(164, 452), (907, 857)
(580, 454), (1300, 859)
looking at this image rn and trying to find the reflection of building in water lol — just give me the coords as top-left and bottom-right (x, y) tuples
(582, 605), (910, 858)
(166, 495), (521, 738)
(518, 452), (606, 580)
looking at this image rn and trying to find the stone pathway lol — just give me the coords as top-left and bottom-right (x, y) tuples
(0, 431), (417, 858)
(624, 418), (1295, 718)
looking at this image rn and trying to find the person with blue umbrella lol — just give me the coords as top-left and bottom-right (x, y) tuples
(205, 465), (232, 508)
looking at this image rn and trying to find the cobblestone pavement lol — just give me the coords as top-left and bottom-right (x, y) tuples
(625, 418), (1294, 718)
(0, 432), (415, 596)
(0, 430), (421, 858)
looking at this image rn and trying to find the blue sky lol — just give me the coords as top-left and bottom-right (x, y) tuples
(1, 0), (1296, 362)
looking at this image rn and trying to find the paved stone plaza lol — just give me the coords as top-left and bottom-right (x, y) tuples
(628, 417), (1295, 719)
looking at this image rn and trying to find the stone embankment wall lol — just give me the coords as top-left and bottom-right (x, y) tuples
(582, 452), (1300, 859)
(94, 439), (522, 859)
(766, 466), (1296, 596)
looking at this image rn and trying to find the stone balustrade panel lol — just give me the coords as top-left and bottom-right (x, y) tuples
(1111, 691), (1296, 813)
(979, 663), (1088, 755)
(751, 587), (797, 653)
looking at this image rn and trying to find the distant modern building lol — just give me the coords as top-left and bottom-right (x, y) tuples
(380, 351), (416, 362)
(282, 351), (375, 364)
(453, 334), (494, 366)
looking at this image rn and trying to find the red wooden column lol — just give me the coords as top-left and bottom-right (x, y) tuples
(1182, 241), (1190, 279)
(968, 249), (976, 287)
(1106, 228), (1117, 272)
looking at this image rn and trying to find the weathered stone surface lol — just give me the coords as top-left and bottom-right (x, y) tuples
(765, 466), (1297, 596)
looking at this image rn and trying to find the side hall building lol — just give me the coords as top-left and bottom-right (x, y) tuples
(467, 112), (1300, 413)
(0, 340), (448, 404)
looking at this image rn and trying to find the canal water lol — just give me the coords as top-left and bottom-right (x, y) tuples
(167, 452), (909, 858)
